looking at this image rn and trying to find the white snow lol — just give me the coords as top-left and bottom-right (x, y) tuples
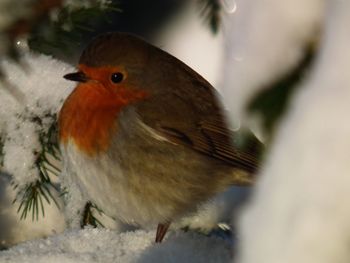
(155, 0), (224, 87)
(236, 1), (350, 263)
(175, 187), (250, 233)
(0, 172), (66, 248)
(0, 228), (232, 263)
(0, 53), (73, 246)
(220, 0), (325, 127)
(0, 53), (74, 185)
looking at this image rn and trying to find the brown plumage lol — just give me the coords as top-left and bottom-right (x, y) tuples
(59, 32), (262, 243)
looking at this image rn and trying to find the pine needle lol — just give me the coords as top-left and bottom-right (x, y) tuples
(198, 0), (221, 34)
(14, 115), (62, 221)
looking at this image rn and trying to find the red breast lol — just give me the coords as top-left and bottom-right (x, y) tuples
(59, 64), (148, 156)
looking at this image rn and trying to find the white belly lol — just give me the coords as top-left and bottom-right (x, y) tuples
(60, 140), (169, 227)
(59, 108), (232, 228)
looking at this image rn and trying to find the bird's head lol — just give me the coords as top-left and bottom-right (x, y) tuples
(60, 33), (158, 155)
(63, 32), (153, 105)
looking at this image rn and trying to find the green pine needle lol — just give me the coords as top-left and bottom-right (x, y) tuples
(82, 202), (105, 228)
(0, 136), (4, 167)
(198, 0), (221, 34)
(28, 2), (122, 59)
(14, 114), (61, 221)
(247, 42), (317, 141)
(15, 180), (46, 220)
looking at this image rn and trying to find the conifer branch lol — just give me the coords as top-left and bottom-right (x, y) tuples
(82, 202), (105, 228)
(198, 0), (221, 34)
(14, 114), (61, 220)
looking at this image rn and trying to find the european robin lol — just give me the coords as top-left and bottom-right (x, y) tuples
(59, 32), (260, 243)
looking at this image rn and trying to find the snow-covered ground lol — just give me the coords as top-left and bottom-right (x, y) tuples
(0, 172), (65, 248)
(1, 227), (234, 263)
(0, 228), (232, 263)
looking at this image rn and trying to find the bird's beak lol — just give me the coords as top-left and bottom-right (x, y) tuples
(63, 71), (88, 82)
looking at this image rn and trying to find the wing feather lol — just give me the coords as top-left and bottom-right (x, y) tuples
(135, 48), (263, 174)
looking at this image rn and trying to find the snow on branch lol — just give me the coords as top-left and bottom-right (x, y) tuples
(230, 1), (350, 262)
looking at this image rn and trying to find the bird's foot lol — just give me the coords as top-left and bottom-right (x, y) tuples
(155, 222), (171, 243)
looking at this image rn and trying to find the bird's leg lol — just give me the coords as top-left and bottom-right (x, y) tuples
(155, 222), (171, 243)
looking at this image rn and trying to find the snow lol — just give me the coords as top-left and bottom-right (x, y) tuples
(175, 187), (250, 233)
(155, 0), (224, 87)
(0, 53), (72, 247)
(236, 1), (350, 263)
(0, 53), (74, 185)
(220, 0), (325, 127)
(0, 172), (65, 248)
(0, 228), (232, 263)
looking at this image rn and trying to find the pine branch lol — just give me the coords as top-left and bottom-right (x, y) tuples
(1, 1), (121, 98)
(12, 113), (109, 224)
(13, 114), (61, 220)
(0, 135), (4, 167)
(247, 41), (318, 141)
(28, 2), (122, 60)
(198, 0), (221, 34)
(14, 179), (51, 220)
(81, 202), (105, 228)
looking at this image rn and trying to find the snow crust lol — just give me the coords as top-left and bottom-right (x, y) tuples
(0, 228), (232, 263)
(221, 0), (325, 125)
(0, 53), (72, 247)
(0, 172), (65, 248)
(236, 1), (350, 263)
(0, 53), (74, 185)
(155, 1), (224, 87)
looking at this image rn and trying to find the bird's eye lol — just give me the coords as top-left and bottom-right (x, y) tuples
(111, 72), (124, 83)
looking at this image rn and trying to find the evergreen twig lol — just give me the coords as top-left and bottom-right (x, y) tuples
(81, 202), (105, 228)
(248, 42), (317, 141)
(28, 2), (122, 59)
(0, 135), (4, 167)
(198, 0), (221, 34)
(14, 114), (62, 221)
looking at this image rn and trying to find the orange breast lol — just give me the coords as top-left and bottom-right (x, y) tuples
(59, 83), (124, 156)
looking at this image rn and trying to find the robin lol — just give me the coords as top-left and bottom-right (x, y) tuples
(59, 32), (261, 243)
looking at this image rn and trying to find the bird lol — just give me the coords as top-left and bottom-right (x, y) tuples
(58, 32), (261, 243)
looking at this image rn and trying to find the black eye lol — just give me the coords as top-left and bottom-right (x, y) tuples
(111, 72), (124, 83)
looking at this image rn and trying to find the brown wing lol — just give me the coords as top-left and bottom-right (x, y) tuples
(194, 118), (261, 173)
(157, 117), (261, 173)
(135, 47), (262, 173)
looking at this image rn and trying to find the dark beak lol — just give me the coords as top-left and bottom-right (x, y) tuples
(63, 71), (88, 82)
